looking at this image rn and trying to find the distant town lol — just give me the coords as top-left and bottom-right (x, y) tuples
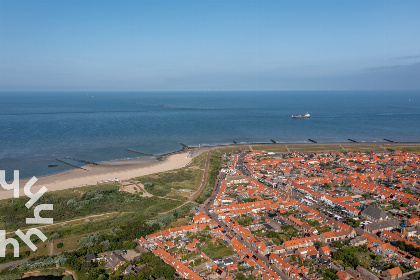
(136, 149), (420, 280)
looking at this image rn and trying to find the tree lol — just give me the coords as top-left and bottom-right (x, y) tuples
(151, 265), (175, 279)
(237, 273), (247, 280)
(314, 241), (323, 249)
(65, 253), (82, 272)
(86, 267), (106, 280)
(348, 219), (361, 228)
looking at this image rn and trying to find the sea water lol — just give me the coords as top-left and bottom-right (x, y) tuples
(1, 91), (419, 180)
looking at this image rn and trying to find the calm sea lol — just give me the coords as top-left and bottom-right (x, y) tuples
(1, 91), (419, 180)
(23, 276), (63, 280)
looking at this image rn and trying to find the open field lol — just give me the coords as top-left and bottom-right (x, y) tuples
(217, 146), (247, 154)
(132, 151), (207, 200)
(53, 235), (81, 255)
(0, 151), (193, 201)
(0, 150), (211, 266)
(194, 151), (223, 204)
(165, 217), (190, 229)
(251, 145), (290, 153)
(199, 240), (236, 259)
(0, 182), (183, 232)
(133, 168), (203, 199)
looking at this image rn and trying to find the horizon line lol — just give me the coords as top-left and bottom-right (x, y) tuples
(1, 89), (420, 93)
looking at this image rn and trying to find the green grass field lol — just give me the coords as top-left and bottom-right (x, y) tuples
(194, 151), (223, 204)
(199, 240), (236, 259)
(218, 146), (247, 154)
(133, 167), (203, 198)
(251, 144), (290, 152)
(0, 183), (183, 232)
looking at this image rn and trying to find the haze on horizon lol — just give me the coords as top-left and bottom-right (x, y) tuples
(0, 0), (420, 92)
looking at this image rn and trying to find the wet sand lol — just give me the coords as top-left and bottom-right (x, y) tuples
(0, 151), (193, 200)
(2, 142), (417, 201)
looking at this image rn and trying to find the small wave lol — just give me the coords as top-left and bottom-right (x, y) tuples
(161, 105), (216, 110)
(0, 110), (149, 116)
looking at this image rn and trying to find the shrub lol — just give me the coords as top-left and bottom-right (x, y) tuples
(49, 232), (61, 240)
(40, 268), (64, 276)
(57, 242), (64, 248)
(0, 274), (24, 280)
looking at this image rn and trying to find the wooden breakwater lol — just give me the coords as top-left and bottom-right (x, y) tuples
(65, 157), (98, 165)
(55, 159), (87, 170)
(125, 149), (154, 156)
(180, 142), (190, 149)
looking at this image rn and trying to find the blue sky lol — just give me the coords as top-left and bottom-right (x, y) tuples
(0, 0), (419, 91)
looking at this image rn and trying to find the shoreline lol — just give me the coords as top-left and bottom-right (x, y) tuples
(0, 150), (196, 200)
(1, 141), (419, 201)
(20, 267), (76, 279)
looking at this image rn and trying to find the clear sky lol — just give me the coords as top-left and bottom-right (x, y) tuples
(0, 0), (419, 91)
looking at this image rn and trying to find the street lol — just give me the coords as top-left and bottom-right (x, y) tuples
(202, 151), (290, 280)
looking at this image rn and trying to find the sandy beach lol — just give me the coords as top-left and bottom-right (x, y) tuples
(0, 151), (194, 200)
(1, 142), (418, 201)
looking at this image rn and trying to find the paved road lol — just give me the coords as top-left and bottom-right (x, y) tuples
(236, 151), (251, 176)
(1, 151), (214, 271)
(203, 151), (289, 280)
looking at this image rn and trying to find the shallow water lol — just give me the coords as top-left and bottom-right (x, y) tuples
(1, 91), (419, 180)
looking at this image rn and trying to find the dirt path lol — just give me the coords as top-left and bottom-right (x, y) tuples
(123, 180), (154, 197)
(7, 212), (118, 235)
(0, 152), (214, 269)
(49, 241), (53, 256)
(158, 150), (211, 216)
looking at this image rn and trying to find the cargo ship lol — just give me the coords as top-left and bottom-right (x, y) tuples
(292, 113), (310, 119)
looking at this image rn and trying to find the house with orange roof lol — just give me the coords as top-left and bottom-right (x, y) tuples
(384, 267), (402, 280)
(153, 248), (203, 280)
(297, 245), (318, 259)
(186, 242), (196, 251)
(212, 264), (226, 278)
(283, 236), (320, 251)
(193, 212), (211, 224)
(320, 231), (336, 243)
(336, 270), (351, 280)
(226, 263), (237, 272)
(319, 246), (331, 256)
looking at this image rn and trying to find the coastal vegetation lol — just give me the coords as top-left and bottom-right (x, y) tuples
(1, 202), (197, 279)
(218, 146), (246, 154)
(135, 168), (202, 199)
(0, 149), (215, 266)
(195, 151), (223, 204)
(0, 273), (23, 280)
(0, 182), (176, 231)
(40, 268), (65, 276)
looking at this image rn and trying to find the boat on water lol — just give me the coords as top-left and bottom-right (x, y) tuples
(292, 113), (310, 119)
